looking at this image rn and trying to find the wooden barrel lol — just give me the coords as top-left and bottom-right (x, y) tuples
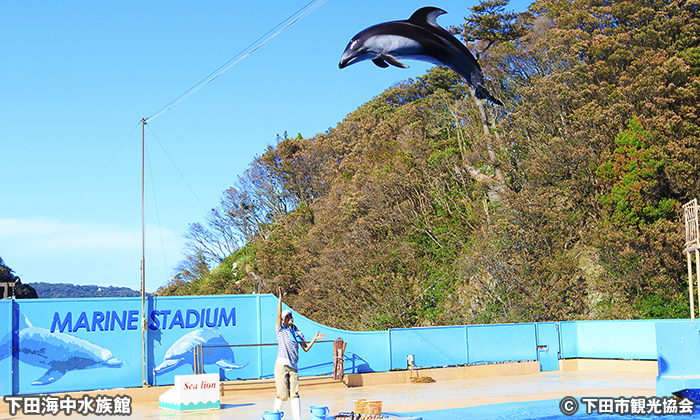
(353, 399), (382, 415)
(333, 338), (347, 380)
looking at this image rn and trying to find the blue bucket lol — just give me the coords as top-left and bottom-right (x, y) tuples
(310, 406), (329, 419)
(262, 410), (284, 420)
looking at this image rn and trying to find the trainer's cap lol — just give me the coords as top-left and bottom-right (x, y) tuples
(281, 309), (292, 319)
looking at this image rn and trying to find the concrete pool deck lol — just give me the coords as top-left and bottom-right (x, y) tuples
(1, 360), (660, 419)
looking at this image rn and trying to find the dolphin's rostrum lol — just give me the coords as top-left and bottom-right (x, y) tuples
(339, 7), (503, 106)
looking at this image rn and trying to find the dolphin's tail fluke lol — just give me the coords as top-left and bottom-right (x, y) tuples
(0, 333), (9, 361)
(475, 85), (503, 106)
(19, 312), (32, 329)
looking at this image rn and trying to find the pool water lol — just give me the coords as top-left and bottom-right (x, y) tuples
(398, 399), (700, 420)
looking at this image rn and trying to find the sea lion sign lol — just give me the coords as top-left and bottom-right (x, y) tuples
(339, 7), (503, 105)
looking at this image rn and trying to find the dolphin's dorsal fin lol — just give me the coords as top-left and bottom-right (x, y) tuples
(408, 7), (447, 28)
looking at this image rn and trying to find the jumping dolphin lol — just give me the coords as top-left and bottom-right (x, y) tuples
(0, 313), (124, 385)
(154, 328), (248, 375)
(339, 7), (503, 105)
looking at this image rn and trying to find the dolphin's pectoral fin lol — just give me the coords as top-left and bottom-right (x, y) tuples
(372, 57), (390, 68)
(215, 360), (249, 371)
(379, 54), (409, 69)
(32, 369), (65, 386)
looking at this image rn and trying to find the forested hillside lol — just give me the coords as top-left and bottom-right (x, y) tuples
(157, 0), (700, 330)
(30, 282), (141, 299)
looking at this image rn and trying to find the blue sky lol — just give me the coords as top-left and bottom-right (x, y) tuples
(0, 0), (531, 293)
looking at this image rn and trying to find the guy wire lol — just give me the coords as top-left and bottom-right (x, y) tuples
(146, 0), (328, 122)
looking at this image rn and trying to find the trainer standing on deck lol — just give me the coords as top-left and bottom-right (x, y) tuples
(273, 287), (325, 420)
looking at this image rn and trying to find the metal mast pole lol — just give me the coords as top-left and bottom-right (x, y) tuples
(684, 199), (699, 321)
(141, 118), (147, 386)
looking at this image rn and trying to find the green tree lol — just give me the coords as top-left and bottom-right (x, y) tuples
(451, 0), (531, 57)
(0, 256), (37, 299)
(596, 118), (677, 226)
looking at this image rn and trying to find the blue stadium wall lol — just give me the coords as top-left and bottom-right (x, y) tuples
(0, 294), (676, 395)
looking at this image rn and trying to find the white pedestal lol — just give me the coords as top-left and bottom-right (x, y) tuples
(159, 373), (220, 412)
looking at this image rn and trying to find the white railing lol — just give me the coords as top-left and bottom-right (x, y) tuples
(684, 199), (699, 250)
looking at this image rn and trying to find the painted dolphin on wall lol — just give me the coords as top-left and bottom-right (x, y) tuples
(339, 7), (503, 105)
(0, 313), (123, 385)
(0, 333), (9, 362)
(154, 328), (248, 375)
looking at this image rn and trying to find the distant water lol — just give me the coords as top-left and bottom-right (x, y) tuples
(402, 399), (700, 420)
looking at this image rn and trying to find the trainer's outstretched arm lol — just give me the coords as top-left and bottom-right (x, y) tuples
(301, 331), (326, 352)
(276, 287), (284, 330)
